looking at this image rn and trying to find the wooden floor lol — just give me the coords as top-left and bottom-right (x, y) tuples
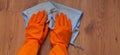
(0, 0), (120, 55)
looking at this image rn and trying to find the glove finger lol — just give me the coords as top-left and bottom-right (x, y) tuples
(59, 12), (64, 26)
(36, 10), (45, 23)
(31, 12), (38, 23)
(36, 11), (42, 23)
(67, 18), (72, 30)
(63, 13), (67, 26)
(40, 11), (48, 24)
(28, 14), (36, 24)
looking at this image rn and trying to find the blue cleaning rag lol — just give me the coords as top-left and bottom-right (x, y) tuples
(22, 1), (83, 49)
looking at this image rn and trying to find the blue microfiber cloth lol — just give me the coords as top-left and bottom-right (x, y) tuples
(22, 1), (84, 50)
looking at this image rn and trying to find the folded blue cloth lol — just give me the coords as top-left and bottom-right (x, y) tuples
(22, 1), (83, 48)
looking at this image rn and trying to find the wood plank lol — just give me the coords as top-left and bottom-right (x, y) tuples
(0, 0), (120, 55)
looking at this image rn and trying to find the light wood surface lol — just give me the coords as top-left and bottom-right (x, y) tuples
(0, 0), (120, 55)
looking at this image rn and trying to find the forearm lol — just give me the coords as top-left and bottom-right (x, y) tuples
(17, 39), (40, 55)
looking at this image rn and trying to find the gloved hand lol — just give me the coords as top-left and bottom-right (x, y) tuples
(26, 10), (48, 44)
(49, 13), (72, 55)
(50, 12), (72, 47)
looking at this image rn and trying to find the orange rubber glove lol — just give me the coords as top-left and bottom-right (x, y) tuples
(17, 10), (48, 55)
(49, 13), (72, 55)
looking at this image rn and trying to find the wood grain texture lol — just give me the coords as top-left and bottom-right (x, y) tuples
(0, 0), (120, 55)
